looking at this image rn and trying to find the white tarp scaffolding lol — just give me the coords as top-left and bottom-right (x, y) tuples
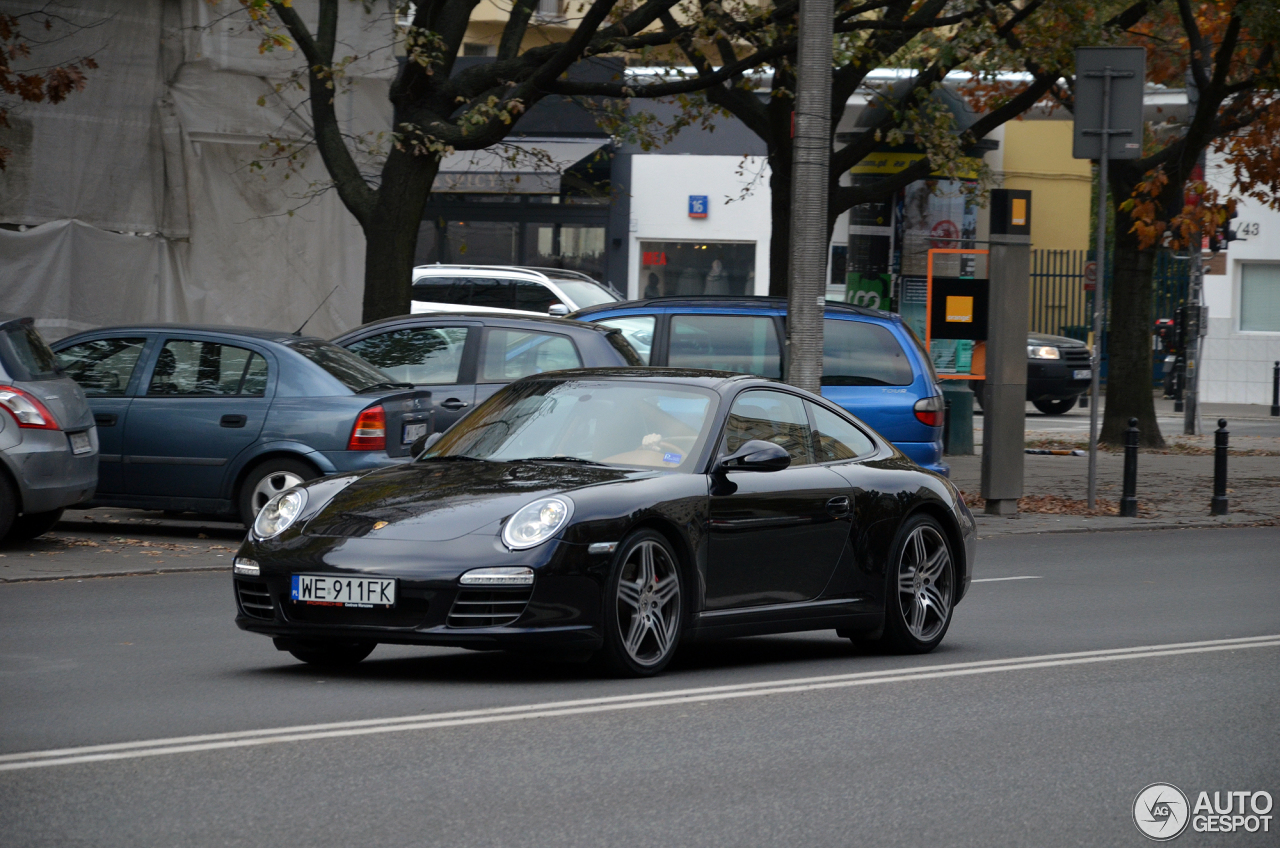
(0, 0), (398, 340)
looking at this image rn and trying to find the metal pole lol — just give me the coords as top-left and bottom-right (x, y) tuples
(1120, 417), (1139, 517)
(1184, 239), (1203, 436)
(1088, 70), (1111, 511)
(1211, 418), (1229, 515)
(784, 0), (833, 394)
(1270, 361), (1279, 417)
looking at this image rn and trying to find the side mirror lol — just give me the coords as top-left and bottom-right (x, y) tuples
(411, 431), (443, 457)
(716, 439), (791, 473)
(548, 303), (570, 317)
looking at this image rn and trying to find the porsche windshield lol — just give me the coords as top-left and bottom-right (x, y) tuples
(425, 380), (717, 471)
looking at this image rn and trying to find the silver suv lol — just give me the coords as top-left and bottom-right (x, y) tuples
(411, 265), (620, 316)
(0, 315), (98, 543)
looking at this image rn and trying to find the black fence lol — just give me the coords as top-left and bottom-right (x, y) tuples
(1029, 249), (1190, 385)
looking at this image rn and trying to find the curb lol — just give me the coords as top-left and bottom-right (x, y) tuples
(976, 518), (1279, 539)
(0, 565), (232, 584)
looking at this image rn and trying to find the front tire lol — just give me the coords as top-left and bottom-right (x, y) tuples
(1033, 397), (1077, 415)
(599, 530), (683, 677)
(881, 514), (955, 654)
(286, 639), (376, 668)
(238, 457), (318, 526)
(7, 508), (64, 542)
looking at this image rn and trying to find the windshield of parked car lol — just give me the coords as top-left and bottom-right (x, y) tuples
(551, 280), (619, 308)
(0, 321), (61, 380)
(285, 339), (400, 393)
(425, 379), (717, 471)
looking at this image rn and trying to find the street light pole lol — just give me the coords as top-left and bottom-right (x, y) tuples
(785, 0), (833, 393)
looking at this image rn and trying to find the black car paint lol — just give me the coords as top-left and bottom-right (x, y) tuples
(235, 370), (974, 654)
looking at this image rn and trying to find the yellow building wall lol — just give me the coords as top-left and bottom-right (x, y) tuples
(999, 120), (1092, 253)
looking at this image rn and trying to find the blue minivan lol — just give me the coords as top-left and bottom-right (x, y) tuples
(570, 297), (947, 476)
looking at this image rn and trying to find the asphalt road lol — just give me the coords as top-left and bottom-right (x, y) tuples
(2, 528), (1278, 847)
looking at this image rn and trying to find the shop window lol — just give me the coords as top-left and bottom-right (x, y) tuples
(1240, 264), (1280, 332)
(638, 241), (755, 297)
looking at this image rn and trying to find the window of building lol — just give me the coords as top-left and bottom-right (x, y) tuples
(1240, 264), (1280, 332)
(638, 241), (755, 297)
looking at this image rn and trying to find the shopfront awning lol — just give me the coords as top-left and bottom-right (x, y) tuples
(432, 138), (609, 194)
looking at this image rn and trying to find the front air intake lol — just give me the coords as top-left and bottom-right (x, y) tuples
(446, 588), (533, 628)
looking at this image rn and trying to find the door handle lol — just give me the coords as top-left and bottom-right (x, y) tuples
(439, 398), (469, 411)
(826, 496), (851, 517)
(220, 414), (247, 428)
(94, 413), (118, 427)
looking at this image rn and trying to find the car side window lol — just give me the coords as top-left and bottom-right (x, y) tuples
(514, 280), (558, 312)
(147, 340), (266, 397)
(411, 277), (471, 306)
(56, 337), (148, 397)
(808, 402), (876, 462)
(822, 318), (914, 386)
(595, 316), (654, 364)
(480, 329), (582, 382)
(345, 327), (468, 385)
(668, 314), (781, 378)
(722, 390), (812, 466)
(470, 278), (514, 309)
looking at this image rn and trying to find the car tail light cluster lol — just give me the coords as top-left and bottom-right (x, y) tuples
(913, 395), (944, 427)
(347, 405), (386, 451)
(0, 387), (60, 430)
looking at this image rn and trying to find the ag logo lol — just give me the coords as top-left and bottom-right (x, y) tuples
(1134, 783), (1190, 840)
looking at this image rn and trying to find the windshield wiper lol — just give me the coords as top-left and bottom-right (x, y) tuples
(508, 456), (605, 465)
(357, 381), (415, 394)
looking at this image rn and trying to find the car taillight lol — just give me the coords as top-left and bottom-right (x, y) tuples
(348, 405), (386, 450)
(913, 395), (944, 427)
(0, 387), (60, 430)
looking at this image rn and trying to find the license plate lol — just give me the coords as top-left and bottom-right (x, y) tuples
(291, 574), (396, 608)
(402, 421), (429, 445)
(68, 431), (92, 455)
(1073, 369), (1092, 380)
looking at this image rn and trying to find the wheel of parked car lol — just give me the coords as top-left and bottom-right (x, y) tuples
(1032, 397), (1077, 415)
(0, 475), (16, 543)
(599, 529), (684, 677)
(7, 508), (65, 542)
(238, 457), (318, 526)
(285, 638), (376, 668)
(880, 514), (955, 654)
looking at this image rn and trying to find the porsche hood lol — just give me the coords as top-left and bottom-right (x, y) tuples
(301, 460), (650, 542)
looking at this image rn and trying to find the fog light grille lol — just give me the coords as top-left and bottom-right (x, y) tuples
(236, 580), (274, 620)
(447, 588), (533, 628)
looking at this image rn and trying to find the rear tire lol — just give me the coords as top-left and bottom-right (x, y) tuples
(286, 639), (376, 668)
(238, 457), (318, 526)
(7, 508), (64, 542)
(1033, 397), (1077, 415)
(0, 475), (16, 542)
(881, 514), (955, 654)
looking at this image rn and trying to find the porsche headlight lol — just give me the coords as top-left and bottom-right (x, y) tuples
(502, 497), (573, 550)
(1027, 345), (1060, 360)
(252, 488), (308, 539)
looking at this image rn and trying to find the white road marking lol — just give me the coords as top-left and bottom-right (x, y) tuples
(2, 634), (1276, 773)
(972, 576), (1043, 583)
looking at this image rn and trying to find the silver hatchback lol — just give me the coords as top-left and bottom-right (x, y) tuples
(0, 315), (98, 543)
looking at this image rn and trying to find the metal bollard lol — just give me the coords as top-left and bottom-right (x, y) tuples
(1120, 417), (1139, 517)
(1211, 418), (1229, 516)
(1271, 361), (1279, 417)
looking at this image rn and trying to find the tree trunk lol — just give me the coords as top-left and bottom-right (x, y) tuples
(359, 147), (441, 323)
(1101, 189), (1164, 448)
(768, 149), (792, 297)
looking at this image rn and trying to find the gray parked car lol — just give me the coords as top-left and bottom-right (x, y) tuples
(52, 325), (429, 524)
(0, 315), (98, 543)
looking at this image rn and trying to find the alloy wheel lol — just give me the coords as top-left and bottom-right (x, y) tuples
(896, 524), (953, 642)
(251, 470), (306, 514)
(615, 540), (681, 666)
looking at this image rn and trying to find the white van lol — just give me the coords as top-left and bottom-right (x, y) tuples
(411, 265), (621, 316)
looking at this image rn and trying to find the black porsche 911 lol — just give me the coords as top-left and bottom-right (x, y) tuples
(233, 369), (976, 677)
